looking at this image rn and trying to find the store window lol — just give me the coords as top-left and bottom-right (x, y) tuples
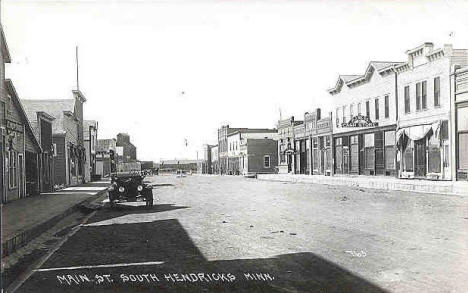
(428, 131), (441, 173)
(364, 133), (375, 169)
(384, 131), (396, 169)
(403, 139), (414, 172)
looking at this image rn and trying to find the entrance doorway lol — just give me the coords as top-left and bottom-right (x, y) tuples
(414, 138), (426, 177)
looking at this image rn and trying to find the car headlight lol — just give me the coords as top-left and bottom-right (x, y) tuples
(137, 185), (143, 191)
(118, 186), (125, 193)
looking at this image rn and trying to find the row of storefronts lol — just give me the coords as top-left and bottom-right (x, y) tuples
(278, 43), (467, 181)
(1, 24), (99, 203)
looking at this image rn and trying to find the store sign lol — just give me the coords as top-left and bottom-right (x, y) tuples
(341, 115), (378, 128)
(6, 120), (23, 134)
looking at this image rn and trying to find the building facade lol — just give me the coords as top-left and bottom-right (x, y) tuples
(396, 43), (468, 180)
(2, 80), (42, 202)
(329, 61), (402, 177)
(116, 133), (137, 162)
(22, 102), (55, 193)
(1, 24), (12, 202)
(226, 128), (277, 175)
(277, 117), (303, 174)
(240, 138), (278, 175)
(22, 91), (87, 187)
(306, 109), (334, 176)
(453, 66), (468, 180)
(83, 120), (98, 182)
(96, 138), (117, 178)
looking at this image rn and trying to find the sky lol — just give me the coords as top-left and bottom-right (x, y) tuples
(2, 0), (468, 162)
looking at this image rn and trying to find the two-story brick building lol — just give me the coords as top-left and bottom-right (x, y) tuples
(21, 91), (87, 187)
(396, 43), (468, 180)
(328, 61), (403, 177)
(226, 128), (277, 175)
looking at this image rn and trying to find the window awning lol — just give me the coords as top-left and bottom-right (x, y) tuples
(397, 121), (441, 142)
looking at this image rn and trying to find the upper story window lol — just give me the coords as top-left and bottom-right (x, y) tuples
(375, 98), (380, 120)
(384, 95), (389, 118)
(342, 105), (347, 123)
(350, 104), (354, 118)
(366, 101), (370, 118)
(416, 82), (421, 110)
(404, 85), (410, 113)
(434, 77), (440, 107)
(358, 103), (362, 115)
(336, 108), (340, 127)
(421, 80), (427, 109)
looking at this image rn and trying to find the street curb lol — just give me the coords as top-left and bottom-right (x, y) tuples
(256, 174), (468, 197)
(1, 188), (108, 258)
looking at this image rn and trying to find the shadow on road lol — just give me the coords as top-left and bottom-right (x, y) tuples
(19, 216), (389, 293)
(86, 204), (190, 224)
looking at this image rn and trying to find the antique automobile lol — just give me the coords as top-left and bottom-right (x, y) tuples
(107, 170), (154, 208)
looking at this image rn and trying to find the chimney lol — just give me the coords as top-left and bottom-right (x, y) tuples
(443, 44), (453, 56)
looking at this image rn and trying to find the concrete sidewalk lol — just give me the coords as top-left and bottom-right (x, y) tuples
(1, 180), (110, 257)
(257, 174), (468, 196)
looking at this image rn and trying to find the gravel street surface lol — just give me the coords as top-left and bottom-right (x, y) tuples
(14, 175), (468, 293)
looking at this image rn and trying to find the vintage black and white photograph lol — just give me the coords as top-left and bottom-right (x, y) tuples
(1, 0), (468, 292)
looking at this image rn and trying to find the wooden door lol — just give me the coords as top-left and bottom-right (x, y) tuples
(414, 138), (426, 177)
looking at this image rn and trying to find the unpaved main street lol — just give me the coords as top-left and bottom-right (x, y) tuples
(15, 175), (468, 293)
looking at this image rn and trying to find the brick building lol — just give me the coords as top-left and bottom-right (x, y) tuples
(226, 128), (277, 175)
(21, 91), (87, 187)
(328, 61), (402, 177)
(396, 43), (468, 180)
(240, 138), (278, 176)
(116, 133), (137, 162)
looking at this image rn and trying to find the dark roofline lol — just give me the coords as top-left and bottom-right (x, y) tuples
(5, 80), (42, 152)
(37, 111), (56, 121)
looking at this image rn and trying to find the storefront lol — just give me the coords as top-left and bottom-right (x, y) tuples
(2, 80), (42, 203)
(397, 120), (450, 180)
(334, 115), (397, 176)
(293, 123), (307, 174)
(311, 116), (333, 176)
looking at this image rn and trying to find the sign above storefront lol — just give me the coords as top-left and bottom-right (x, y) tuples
(6, 120), (23, 134)
(341, 115), (378, 128)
